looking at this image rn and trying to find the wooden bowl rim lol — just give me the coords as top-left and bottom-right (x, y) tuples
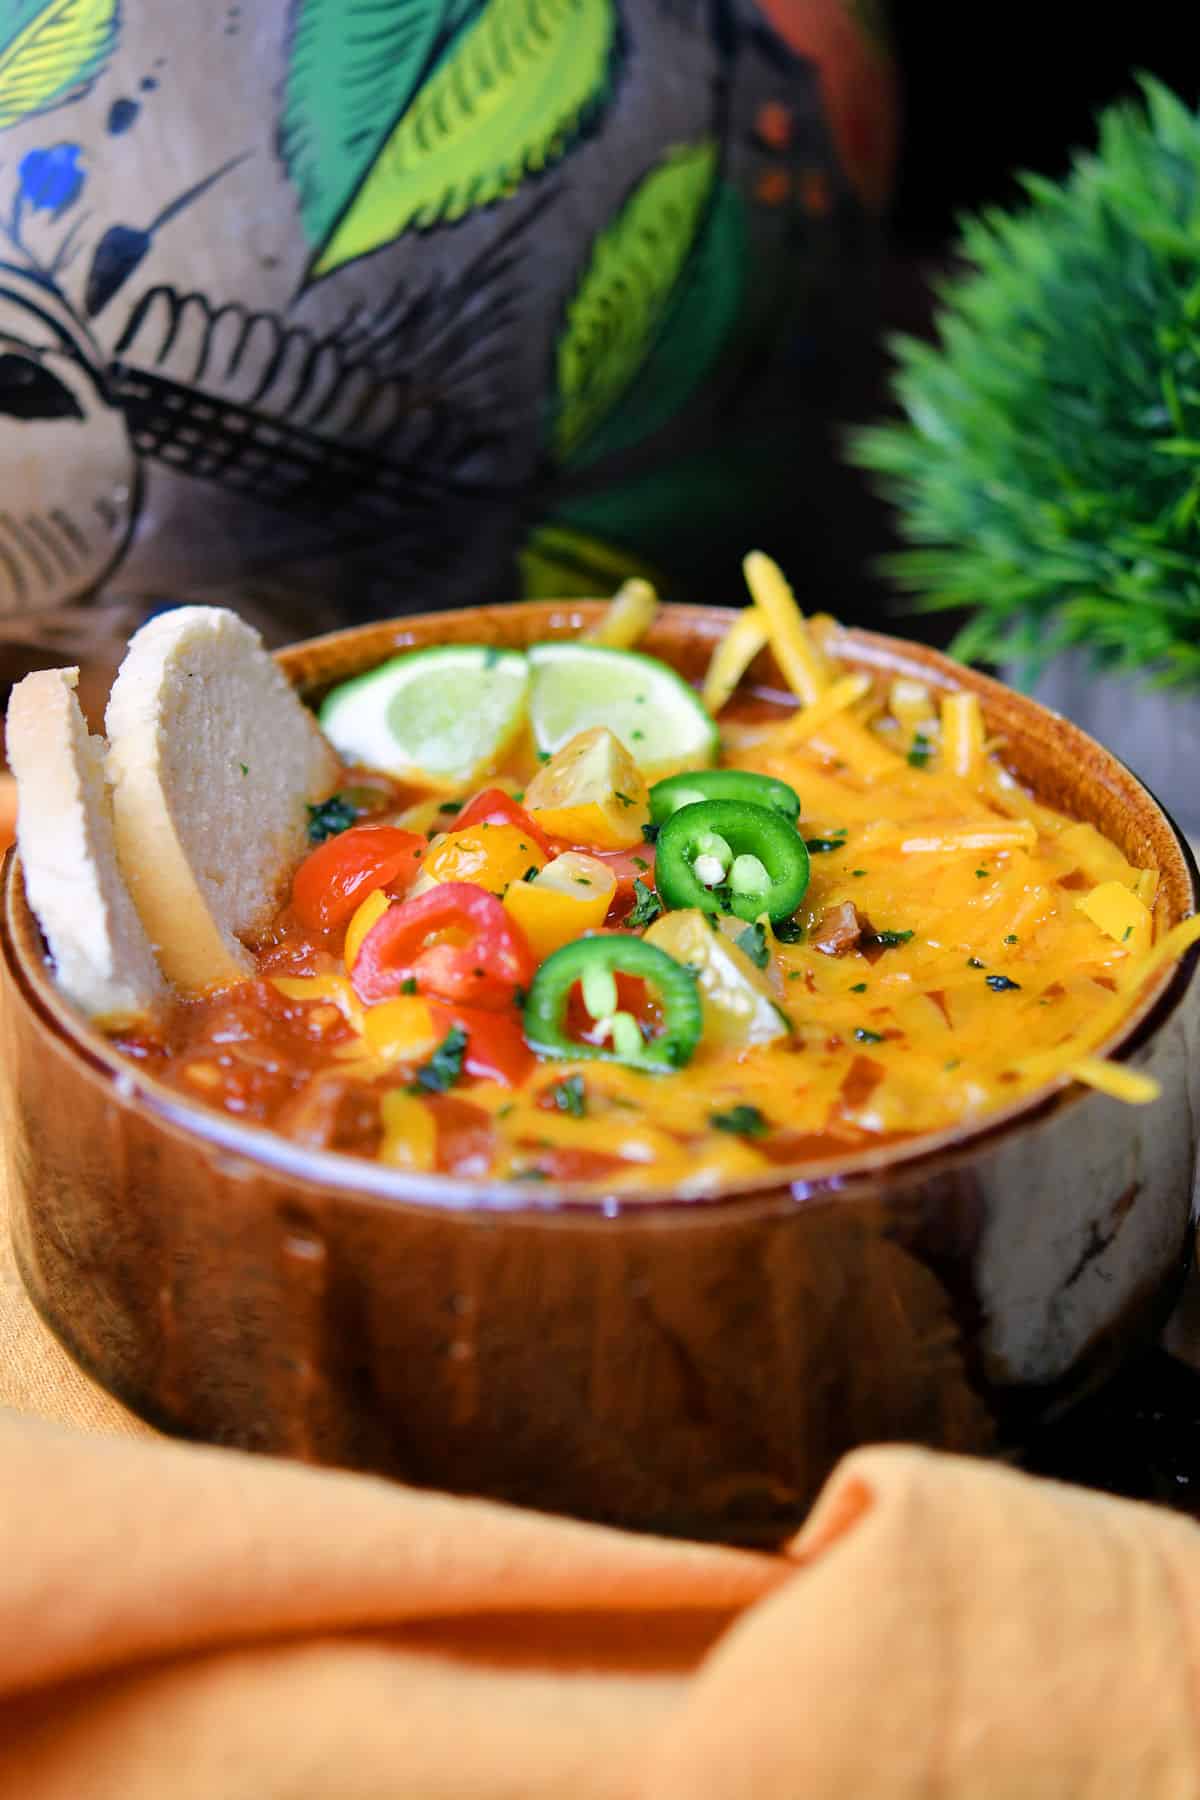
(4, 601), (1198, 1218)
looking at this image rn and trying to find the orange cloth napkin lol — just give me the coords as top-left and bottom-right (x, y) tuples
(3, 1415), (1200, 1797)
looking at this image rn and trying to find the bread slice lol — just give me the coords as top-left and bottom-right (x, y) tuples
(6, 668), (165, 1021)
(104, 606), (339, 993)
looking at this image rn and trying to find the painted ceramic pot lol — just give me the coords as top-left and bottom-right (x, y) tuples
(2, 602), (1198, 1544)
(0, 2), (895, 641)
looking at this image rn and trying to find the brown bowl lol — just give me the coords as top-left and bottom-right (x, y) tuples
(3, 603), (1199, 1543)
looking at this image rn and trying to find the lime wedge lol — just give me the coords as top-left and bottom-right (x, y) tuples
(318, 646), (530, 790)
(528, 643), (717, 775)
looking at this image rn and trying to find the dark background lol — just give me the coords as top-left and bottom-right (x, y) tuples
(833, 8), (1199, 636)
(888, 10), (1196, 252)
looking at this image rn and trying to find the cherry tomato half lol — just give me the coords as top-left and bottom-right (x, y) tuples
(352, 882), (536, 1011)
(454, 788), (553, 858)
(292, 825), (426, 934)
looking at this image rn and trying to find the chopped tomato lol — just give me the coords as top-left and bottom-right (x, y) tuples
(513, 1144), (630, 1182)
(581, 845), (657, 919)
(292, 825), (425, 933)
(426, 1094), (497, 1177)
(353, 882), (536, 1011)
(455, 788), (553, 858)
(427, 999), (534, 1087)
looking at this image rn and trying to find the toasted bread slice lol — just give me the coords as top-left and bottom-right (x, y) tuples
(105, 607), (339, 993)
(6, 668), (165, 1021)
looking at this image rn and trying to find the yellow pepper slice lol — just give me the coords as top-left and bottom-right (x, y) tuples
(363, 996), (440, 1062)
(378, 1090), (437, 1170)
(344, 888), (390, 971)
(421, 822), (546, 895)
(1075, 880), (1153, 953)
(503, 852), (616, 963)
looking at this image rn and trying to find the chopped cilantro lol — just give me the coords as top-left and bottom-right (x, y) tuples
(522, 866), (539, 882)
(986, 974), (1021, 992)
(851, 981), (868, 993)
(975, 868), (990, 879)
(944, 1059), (961, 1071)
(632, 856), (649, 871)
(871, 929), (913, 949)
(239, 761), (248, 776)
(536, 749), (551, 763)
(967, 957), (986, 969)
(632, 729), (645, 741)
(482, 646), (503, 669)
(854, 1027), (885, 1043)
(907, 733), (933, 769)
(408, 1025), (468, 1094)
(852, 869), (867, 878)
(735, 922), (770, 969)
(626, 878), (663, 928)
(438, 799), (463, 815)
(641, 822), (659, 843)
(805, 837), (845, 854)
(1005, 933), (1019, 944)
(400, 977), (418, 995)
(550, 1074), (587, 1118)
(710, 1104), (769, 1139)
(575, 876), (593, 886)
(306, 794), (357, 844)
(497, 1103), (514, 1119)
(773, 917), (805, 943)
(1122, 925), (1133, 942)
(613, 790), (635, 808)
(787, 970), (804, 980)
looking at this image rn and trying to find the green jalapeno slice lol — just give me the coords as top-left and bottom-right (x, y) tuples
(655, 799), (810, 924)
(648, 768), (801, 827)
(523, 937), (702, 1071)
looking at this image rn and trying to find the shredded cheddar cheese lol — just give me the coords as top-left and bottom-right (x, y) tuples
(742, 551), (828, 705)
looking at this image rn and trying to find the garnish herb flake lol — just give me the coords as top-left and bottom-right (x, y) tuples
(735, 921), (770, 968)
(408, 1026), (468, 1094)
(306, 794), (357, 844)
(710, 1104), (769, 1138)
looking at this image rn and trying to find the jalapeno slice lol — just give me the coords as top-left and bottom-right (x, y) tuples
(648, 769), (801, 827)
(523, 937), (702, 1071)
(655, 799), (810, 924)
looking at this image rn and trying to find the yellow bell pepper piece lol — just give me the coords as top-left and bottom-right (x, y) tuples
(1075, 880), (1153, 952)
(584, 578), (658, 648)
(701, 607), (769, 716)
(363, 996), (440, 1062)
(378, 1090), (437, 1171)
(742, 550), (827, 705)
(523, 727), (650, 849)
(344, 888), (390, 971)
(503, 852), (616, 963)
(421, 822), (546, 895)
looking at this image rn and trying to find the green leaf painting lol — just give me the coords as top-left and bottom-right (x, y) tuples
(553, 142), (746, 467)
(559, 175), (747, 469)
(0, 0), (119, 131)
(281, 0), (619, 281)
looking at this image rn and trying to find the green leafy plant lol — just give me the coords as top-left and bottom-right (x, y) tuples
(853, 78), (1200, 684)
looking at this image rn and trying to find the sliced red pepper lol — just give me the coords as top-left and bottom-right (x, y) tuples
(292, 825), (425, 933)
(352, 882), (535, 1011)
(428, 999), (534, 1087)
(454, 788), (553, 858)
